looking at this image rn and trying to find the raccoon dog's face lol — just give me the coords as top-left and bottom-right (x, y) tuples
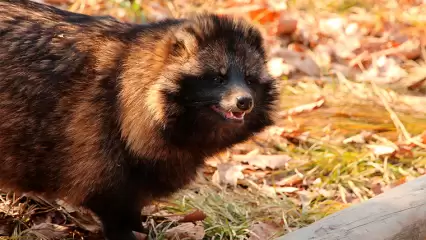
(162, 15), (278, 150)
(178, 44), (273, 125)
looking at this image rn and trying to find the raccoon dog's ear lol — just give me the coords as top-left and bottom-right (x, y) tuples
(169, 21), (203, 58)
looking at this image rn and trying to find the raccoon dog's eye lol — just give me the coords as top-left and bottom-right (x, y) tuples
(245, 76), (255, 85)
(215, 74), (226, 85)
(215, 67), (227, 85)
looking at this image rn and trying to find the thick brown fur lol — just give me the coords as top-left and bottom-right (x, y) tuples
(0, 0), (279, 239)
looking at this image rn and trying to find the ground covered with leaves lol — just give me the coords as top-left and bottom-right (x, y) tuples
(3, 0), (426, 239)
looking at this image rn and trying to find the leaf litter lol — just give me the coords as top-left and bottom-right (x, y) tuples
(4, 0), (426, 239)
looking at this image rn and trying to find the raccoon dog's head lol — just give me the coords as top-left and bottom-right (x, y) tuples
(166, 15), (278, 150)
(121, 14), (279, 154)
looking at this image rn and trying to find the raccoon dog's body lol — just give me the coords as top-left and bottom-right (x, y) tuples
(0, 0), (278, 239)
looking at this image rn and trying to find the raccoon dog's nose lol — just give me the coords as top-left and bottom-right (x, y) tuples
(236, 96), (253, 111)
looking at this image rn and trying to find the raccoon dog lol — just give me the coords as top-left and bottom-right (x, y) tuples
(0, 0), (279, 239)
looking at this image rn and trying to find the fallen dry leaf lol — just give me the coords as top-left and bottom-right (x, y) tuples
(288, 43), (308, 53)
(258, 184), (279, 197)
(279, 96), (325, 117)
(391, 38), (421, 60)
(270, 174), (303, 186)
(391, 176), (409, 188)
(356, 56), (408, 84)
(248, 221), (282, 240)
(275, 187), (299, 193)
(345, 22), (360, 36)
(318, 188), (335, 198)
(179, 209), (207, 223)
(330, 63), (354, 78)
(270, 49), (321, 76)
(367, 144), (397, 156)
(267, 57), (296, 78)
(26, 223), (70, 239)
(313, 43), (333, 68)
(233, 154), (291, 170)
(216, 3), (280, 25)
(165, 222), (205, 240)
(421, 131), (426, 144)
(248, 8), (280, 25)
(141, 2), (170, 21)
(395, 143), (415, 158)
(211, 163), (245, 187)
(371, 182), (384, 195)
(281, 130), (310, 143)
(277, 16), (298, 35)
(31, 210), (67, 226)
(56, 199), (101, 233)
(343, 131), (374, 144)
(332, 36), (361, 60)
(318, 17), (347, 37)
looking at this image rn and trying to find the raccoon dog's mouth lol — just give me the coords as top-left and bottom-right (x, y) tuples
(211, 105), (245, 122)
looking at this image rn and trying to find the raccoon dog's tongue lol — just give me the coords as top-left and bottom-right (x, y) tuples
(228, 111), (245, 120)
(211, 105), (245, 121)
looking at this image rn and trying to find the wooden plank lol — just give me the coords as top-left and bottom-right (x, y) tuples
(276, 174), (426, 240)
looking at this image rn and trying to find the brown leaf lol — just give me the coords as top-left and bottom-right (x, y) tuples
(275, 187), (299, 193)
(356, 56), (407, 84)
(279, 127), (306, 139)
(0, 199), (21, 217)
(395, 143), (414, 158)
(216, 3), (280, 25)
(267, 57), (296, 78)
(233, 154), (291, 170)
(179, 209), (207, 223)
(31, 210), (67, 226)
(277, 17), (298, 35)
(165, 222), (205, 240)
(391, 38), (421, 60)
(258, 184), (280, 197)
(270, 174), (303, 186)
(270, 49), (321, 76)
(141, 2), (171, 21)
(371, 182), (383, 195)
(279, 96), (325, 117)
(367, 144), (397, 156)
(26, 223), (70, 239)
(288, 43), (307, 53)
(248, 8), (280, 25)
(318, 17), (347, 37)
(333, 37), (361, 60)
(342, 131), (374, 144)
(330, 63), (354, 78)
(421, 131), (426, 144)
(408, 77), (426, 90)
(391, 176), (408, 188)
(248, 221), (281, 240)
(313, 44), (333, 68)
(56, 199), (101, 233)
(211, 163), (245, 187)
